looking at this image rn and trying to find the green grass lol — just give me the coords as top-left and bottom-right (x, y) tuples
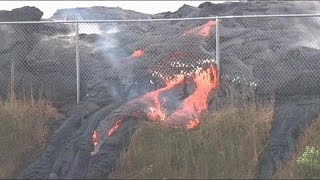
(0, 100), (62, 178)
(109, 106), (274, 179)
(274, 118), (320, 179)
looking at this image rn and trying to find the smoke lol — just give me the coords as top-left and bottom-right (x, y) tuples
(293, 18), (320, 49)
(49, 8), (140, 103)
(0, 25), (13, 33)
(100, 26), (120, 50)
(79, 24), (102, 34)
(291, 2), (320, 49)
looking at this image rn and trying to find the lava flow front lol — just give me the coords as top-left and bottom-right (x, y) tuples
(91, 20), (219, 155)
(165, 64), (219, 128)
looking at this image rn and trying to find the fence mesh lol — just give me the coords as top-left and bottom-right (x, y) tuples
(0, 23), (77, 102)
(0, 19), (218, 103)
(1, 16), (320, 104)
(78, 19), (217, 103)
(220, 16), (320, 98)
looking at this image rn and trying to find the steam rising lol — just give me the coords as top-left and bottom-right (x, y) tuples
(292, 2), (320, 49)
(293, 17), (320, 49)
(79, 24), (102, 34)
(101, 26), (120, 49)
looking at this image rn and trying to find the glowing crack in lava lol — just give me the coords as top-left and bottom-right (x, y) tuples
(92, 130), (99, 146)
(91, 20), (218, 155)
(107, 120), (123, 137)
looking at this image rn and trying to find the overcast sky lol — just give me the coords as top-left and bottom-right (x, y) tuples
(0, 1), (229, 19)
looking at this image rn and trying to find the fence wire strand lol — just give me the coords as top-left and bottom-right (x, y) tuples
(0, 15), (319, 104)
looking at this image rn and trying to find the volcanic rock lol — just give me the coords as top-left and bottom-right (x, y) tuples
(50, 6), (151, 20)
(0, 6), (43, 21)
(1, 1), (319, 179)
(0, 7), (43, 99)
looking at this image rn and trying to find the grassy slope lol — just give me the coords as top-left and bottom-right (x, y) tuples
(0, 100), (62, 178)
(274, 118), (320, 179)
(109, 106), (274, 179)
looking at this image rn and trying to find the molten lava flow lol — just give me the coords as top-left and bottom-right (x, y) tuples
(183, 20), (216, 38)
(108, 120), (123, 137)
(106, 65), (219, 136)
(165, 65), (219, 129)
(106, 75), (185, 137)
(115, 49), (145, 77)
(93, 20), (220, 149)
(187, 117), (200, 129)
(92, 130), (99, 146)
(132, 49), (145, 58)
(143, 74), (185, 121)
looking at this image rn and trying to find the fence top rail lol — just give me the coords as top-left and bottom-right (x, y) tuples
(1, 13), (320, 24)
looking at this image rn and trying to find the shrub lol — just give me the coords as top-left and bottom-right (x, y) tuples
(296, 146), (320, 178)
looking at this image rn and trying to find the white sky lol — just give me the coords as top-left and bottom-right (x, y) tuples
(0, 1), (229, 19)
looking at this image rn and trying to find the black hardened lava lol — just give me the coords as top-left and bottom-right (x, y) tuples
(3, 2), (320, 179)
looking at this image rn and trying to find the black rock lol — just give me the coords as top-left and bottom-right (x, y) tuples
(0, 6), (43, 21)
(3, 1), (320, 179)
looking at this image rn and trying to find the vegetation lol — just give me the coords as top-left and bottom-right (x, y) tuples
(109, 106), (274, 179)
(274, 118), (320, 179)
(0, 100), (62, 178)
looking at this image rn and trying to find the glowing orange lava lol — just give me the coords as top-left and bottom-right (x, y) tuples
(132, 49), (145, 58)
(165, 65), (219, 129)
(187, 118), (200, 129)
(108, 120), (123, 137)
(139, 74), (185, 121)
(107, 75), (185, 137)
(92, 130), (99, 146)
(93, 20), (219, 147)
(106, 65), (219, 137)
(183, 20), (216, 38)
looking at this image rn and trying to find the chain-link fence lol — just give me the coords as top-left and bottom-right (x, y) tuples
(1, 14), (320, 104)
(78, 19), (218, 105)
(220, 15), (320, 98)
(0, 22), (77, 103)
(0, 18), (219, 104)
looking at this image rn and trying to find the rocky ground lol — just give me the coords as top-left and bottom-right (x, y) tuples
(1, 1), (320, 179)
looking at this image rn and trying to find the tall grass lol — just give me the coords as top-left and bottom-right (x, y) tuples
(109, 106), (274, 179)
(0, 100), (62, 178)
(274, 118), (320, 179)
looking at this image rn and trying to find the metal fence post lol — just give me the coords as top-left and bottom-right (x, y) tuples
(10, 59), (15, 103)
(215, 17), (220, 77)
(76, 20), (80, 103)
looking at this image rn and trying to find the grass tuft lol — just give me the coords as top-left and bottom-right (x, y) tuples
(109, 106), (274, 179)
(0, 100), (62, 178)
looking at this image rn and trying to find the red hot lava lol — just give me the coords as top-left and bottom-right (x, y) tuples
(92, 130), (99, 146)
(165, 65), (219, 128)
(132, 49), (145, 58)
(183, 20), (217, 38)
(108, 120), (123, 137)
(106, 64), (219, 136)
(92, 20), (218, 154)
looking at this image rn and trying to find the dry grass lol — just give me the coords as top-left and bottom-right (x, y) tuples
(274, 118), (320, 179)
(109, 106), (274, 179)
(0, 100), (63, 178)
